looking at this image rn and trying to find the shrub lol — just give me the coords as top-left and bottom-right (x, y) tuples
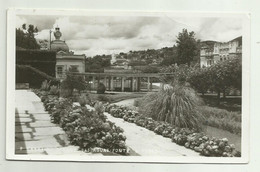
(51, 98), (72, 124)
(49, 85), (59, 95)
(60, 73), (87, 98)
(139, 84), (203, 131)
(60, 80), (73, 98)
(94, 102), (105, 117)
(39, 93), (128, 155)
(97, 83), (106, 94)
(64, 108), (127, 153)
(188, 68), (210, 95)
(78, 94), (91, 107)
(40, 80), (51, 91)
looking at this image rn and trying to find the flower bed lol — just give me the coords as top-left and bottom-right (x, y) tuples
(105, 104), (240, 157)
(35, 90), (129, 155)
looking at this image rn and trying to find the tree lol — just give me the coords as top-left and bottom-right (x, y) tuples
(16, 24), (40, 49)
(85, 55), (111, 73)
(160, 64), (191, 85)
(140, 65), (160, 73)
(176, 29), (199, 66)
(188, 67), (210, 96)
(60, 70), (87, 98)
(208, 57), (241, 100)
(160, 55), (176, 66)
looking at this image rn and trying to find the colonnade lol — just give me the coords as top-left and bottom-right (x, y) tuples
(90, 76), (153, 92)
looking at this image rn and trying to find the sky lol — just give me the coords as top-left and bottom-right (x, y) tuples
(16, 15), (243, 57)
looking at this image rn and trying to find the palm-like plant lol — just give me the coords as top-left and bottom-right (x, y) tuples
(139, 84), (203, 131)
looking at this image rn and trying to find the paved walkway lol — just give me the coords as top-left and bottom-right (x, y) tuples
(15, 90), (200, 157)
(104, 112), (200, 156)
(15, 90), (101, 156)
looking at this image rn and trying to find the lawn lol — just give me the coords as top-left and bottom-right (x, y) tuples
(199, 106), (241, 135)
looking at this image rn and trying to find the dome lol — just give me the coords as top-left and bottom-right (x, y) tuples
(50, 40), (69, 53)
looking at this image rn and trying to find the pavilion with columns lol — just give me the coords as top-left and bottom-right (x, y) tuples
(70, 72), (172, 92)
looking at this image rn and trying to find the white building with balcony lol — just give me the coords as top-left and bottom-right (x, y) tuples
(200, 36), (242, 67)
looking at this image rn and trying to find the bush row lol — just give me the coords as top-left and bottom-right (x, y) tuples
(105, 104), (240, 157)
(161, 57), (241, 98)
(35, 91), (129, 155)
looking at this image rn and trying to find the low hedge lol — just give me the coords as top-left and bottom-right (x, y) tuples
(105, 104), (240, 157)
(36, 91), (129, 155)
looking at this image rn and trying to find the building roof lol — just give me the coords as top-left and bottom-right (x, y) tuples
(50, 27), (70, 53)
(50, 40), (69, 53)
(229, 36), (242, 46)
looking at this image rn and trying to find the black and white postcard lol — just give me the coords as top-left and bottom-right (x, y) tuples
(6, 9), (250, 163)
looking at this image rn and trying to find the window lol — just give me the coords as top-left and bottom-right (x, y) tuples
(57, 66), (63, 75)
(70, 65), (79, 72)
(220, 58), (223, 61)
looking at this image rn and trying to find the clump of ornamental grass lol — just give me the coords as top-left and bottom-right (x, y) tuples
(139, 83), (204, 131)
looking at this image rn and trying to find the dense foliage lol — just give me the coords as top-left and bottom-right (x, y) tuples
(161, 57), (242, 101)
(176, 29), (200, 66)
(60, 73), (87, 98)
(160, 64), (192, 84)
(35, 91), (129, 155)
(16, 64), (58, 88)
(16, 24), (40, 49)
(85, 55), (111, 73)
(97, 83), (106, 94)
(188, 67), (211, 95)
(207, 57), (242, 95)
(188, 57), (242, 99)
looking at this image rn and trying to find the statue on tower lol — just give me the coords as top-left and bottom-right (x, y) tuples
(54, 27), (62, 40)
(50, 26), (69, 53)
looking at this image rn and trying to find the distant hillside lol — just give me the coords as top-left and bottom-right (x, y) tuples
(114, 46), (178, 66)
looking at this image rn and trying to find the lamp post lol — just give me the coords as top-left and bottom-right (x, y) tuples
(49, 30), (53, 50)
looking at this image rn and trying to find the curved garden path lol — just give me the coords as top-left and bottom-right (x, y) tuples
(104, 112), (200, 156)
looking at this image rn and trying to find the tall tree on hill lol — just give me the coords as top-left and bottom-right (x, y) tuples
(16, 24), (40, 50)
(176, 29), (199, 66)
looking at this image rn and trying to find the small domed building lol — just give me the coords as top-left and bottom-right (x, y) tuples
(50, 27), (85, 79)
